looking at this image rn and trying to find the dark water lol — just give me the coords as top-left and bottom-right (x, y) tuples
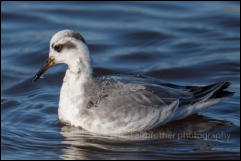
(1, 1), (240, 160)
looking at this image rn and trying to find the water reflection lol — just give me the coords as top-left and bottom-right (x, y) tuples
(60, 114), (231, 159)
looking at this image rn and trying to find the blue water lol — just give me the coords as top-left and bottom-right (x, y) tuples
(1, 1), (240, 160)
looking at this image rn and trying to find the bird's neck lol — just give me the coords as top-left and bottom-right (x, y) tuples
(61, 56), (92, 106)
(67, 56), (92, 83)
(58, 58), (92, 125)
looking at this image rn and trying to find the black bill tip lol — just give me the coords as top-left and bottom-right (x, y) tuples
(32, 58), (55, 83)
(32, 74), (40, 82)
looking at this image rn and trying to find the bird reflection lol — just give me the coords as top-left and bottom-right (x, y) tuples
(59, 114), (230, 160)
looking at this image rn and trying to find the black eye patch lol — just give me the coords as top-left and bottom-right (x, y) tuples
(53, 44), (63, 52)
(51, 42), (76, 53)
(65, 41), (76, 49)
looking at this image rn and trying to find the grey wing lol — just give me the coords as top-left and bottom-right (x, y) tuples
(87, 75), (233, 110)
(88, 80), (183, 131)
(88, 75), (188, 109)
(83, 76), (233, 133)
(96, 80), (185, 109)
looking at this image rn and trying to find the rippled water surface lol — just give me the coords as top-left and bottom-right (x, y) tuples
(1, 2), (240, 160)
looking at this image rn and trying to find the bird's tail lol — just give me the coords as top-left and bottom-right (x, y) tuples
(186, 81), (234, 104)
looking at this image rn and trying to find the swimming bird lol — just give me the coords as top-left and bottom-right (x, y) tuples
(33, 29), (234, 135)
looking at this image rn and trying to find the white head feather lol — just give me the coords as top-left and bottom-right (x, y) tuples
(49, 29), (92, 77)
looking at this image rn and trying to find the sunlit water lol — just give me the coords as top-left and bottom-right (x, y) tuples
(1, 1), (240, 160)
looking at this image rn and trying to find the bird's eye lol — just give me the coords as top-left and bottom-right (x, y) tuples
(54, 44), (63, 52)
